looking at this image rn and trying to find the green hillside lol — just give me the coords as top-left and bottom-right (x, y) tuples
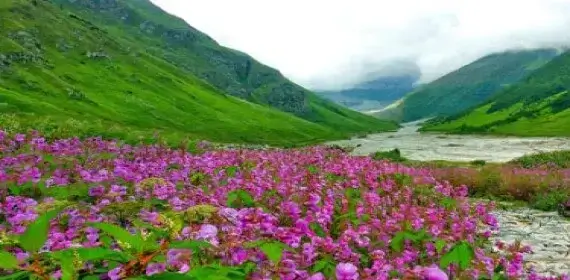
(0, 0), (397, 146)
(52, 0), (397, 134)
(374, 49), (559, 122)
(422, 50), (570, 136)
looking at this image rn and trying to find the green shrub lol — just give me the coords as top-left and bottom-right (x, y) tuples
(511, 150), (570, 169)
(372, 148), (408, 163)
(531, 191), (569, 211)
(470, 160), (487, 166)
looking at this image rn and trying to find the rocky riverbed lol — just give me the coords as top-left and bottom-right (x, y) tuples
(492, 208), (570, 275)
(327, 120), (570, 162)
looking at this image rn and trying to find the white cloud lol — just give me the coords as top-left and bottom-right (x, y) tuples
(150, 0), (570, 90)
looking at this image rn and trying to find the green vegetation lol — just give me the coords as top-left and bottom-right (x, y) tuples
(369, 149), (570, 212)
(509, 150), (570, 169)
(376, 49), (558, 122)
(423, 51), (570, 136)
(0, 0), (397, 146)
(428, 150), (570, 211)
(371, 148), (408, 162)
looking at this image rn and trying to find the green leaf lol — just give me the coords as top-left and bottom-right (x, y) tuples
(307, 165), (319, 174)
(435, 239), (446, 253)
(389, 270), (401, 278)
(226, 191), (239, 207)
(312, 259), (329, 272)
(79, 276), (101, 280)
(225, 166), (238, 177)
(440, 197), (457, 210)
(57, 251), (76, 280)
(239, 261), (257, 275)
(0, 271), (30, 280)
(309, 222), (326, 238)
(492, 274), (508, 280)
(186, 265), (245, 280)
(8, 186), (21, 196)
(494, 264), (504, 273)
(311, 256), (336, 277)
(390, 231), (406, 252)
(226, 190), (255, 208)
(0, 251), (19, 269)
(89, 223), (145, 252)
(169, 240), (212, 251)
(19, 207), (63, 252)
(440, 241), (475, 270)
(259, 241), (286, 264)
(73, 247), (133, 262)
(43, 155), (55, 163)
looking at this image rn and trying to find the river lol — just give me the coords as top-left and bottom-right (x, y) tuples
(327, 120), (570, 162)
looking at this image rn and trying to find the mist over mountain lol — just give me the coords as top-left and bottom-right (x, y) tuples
(317, 61), (420, 111)
(152, 0), (570, 91)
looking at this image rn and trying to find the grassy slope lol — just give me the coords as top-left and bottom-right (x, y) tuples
(376, 49), (558, 122)
(0, 0), (396, 146)
(423, 51), (570, 136)
(0, 0), (339, 146)
(50, 0), (398, 135)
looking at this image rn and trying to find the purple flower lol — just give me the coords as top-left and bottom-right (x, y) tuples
(197, 224), (218, 239)
(336, 262), (359, 280)
(423, 265), (448, 280)
(51, 270), (62, 280)
(146, 263), (166, 276)
(107, 266), (122, 280)
(308, 272), (325, 280)
(15, 134), (25, 142)
(230, 248), (248, 265)
(88, 185), (106, 197)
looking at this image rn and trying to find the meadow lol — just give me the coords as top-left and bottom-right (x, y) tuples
(0, 130), (569, 279)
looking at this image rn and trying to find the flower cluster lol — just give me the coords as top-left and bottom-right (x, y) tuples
(0, 131), (567, 279)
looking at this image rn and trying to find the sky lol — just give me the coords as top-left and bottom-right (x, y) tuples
(151, 0), (570, 91)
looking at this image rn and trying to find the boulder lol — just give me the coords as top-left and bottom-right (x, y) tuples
(558, 203), (570, 218)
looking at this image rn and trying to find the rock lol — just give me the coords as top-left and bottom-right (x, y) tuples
(558, 203), (570, 217)
(9, 30), (42, 54)
(1, 52), (45, 65)
(86, 51), (109, 59)
(67, 88), (85, 100)
(139, 21), (156, 34)
(56, 38), (75, 52)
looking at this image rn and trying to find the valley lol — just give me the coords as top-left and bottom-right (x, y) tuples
(2, 0), (570, 279)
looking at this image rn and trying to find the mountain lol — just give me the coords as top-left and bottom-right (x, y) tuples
(373, 49), (560, 122)
(318, 74), (419, 112)
(0, 0), (397, 146)
(317, 62), (420, 112)
(422, 50), (570, 136)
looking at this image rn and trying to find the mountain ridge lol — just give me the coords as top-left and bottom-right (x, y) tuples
(373, 49), (560, 122)
(318, 75), (419, 112)
(422, 50), (570, 136)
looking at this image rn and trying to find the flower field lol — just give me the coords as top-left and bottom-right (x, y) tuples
(0, 131), (568, 279)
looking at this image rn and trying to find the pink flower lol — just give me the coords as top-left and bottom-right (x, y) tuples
(308, 272), (325, 280)
(336, 262), (359, 280)
(423, 265), (448, 280)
